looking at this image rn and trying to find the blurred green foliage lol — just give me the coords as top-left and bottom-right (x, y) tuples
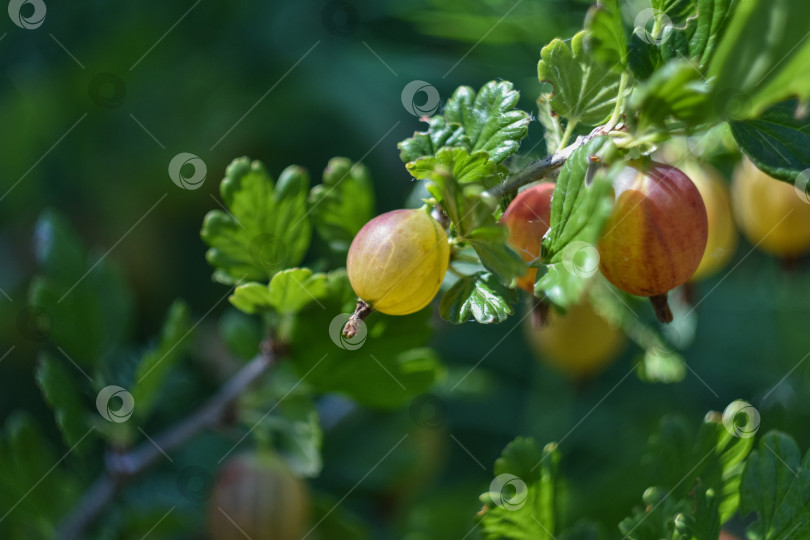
(2, 1), (810, 539)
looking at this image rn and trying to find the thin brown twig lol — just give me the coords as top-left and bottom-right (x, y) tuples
(488, 125), (614, 198)
(56, 349), (277, 540)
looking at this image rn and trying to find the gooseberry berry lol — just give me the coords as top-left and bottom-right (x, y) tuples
(525, 301), (625, 378)
(209, 451), (309, 540)
(598, 161), (708, 322)
(345, 209), (449, 326)
(501, 182), (555, 292)
(731, 156), (810, 257)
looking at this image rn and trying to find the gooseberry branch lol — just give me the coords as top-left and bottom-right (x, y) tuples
(57, 345), (278, 540)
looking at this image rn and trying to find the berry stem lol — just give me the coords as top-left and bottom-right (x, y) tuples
(650, 294), (673, 324)
(343, 299), (372, 339)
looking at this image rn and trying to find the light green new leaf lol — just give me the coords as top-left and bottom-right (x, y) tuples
(309, 157), (375, 253)
(407, 147), (498, 186)
(538, 31), (622, 125)
(478, 438), (560, 540)
(230, 269), (329, 315)
(585, 0), (627, 68)
(730, 99), (810, 184)
(29, 210), (133, 368)
(131, 301), (192, 420)
(35, 353), (90, 452)
(266, 268), (329, 314)
(740, 431), (810, 540)
(444, 81), (531, 163)
(201, 158), (311, 285)
(398, 116), (470, 164)
(287, 271), (443, 409)
(709, 0), (810, 119)
(440, 272), (517, 324)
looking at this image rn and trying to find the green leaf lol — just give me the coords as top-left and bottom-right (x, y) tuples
(740, 431), (810, 540)
(478, 438), (560, 540)
(537, 31), (622, 125)
(240, 362), (323, 478)
(0, 413), (79, 534)
(35, 352), (89, 452)
(627, 32), (662, 81)
(584, 0), (627, 68)
(443, 81), (531, 163)
(407, 148), (499, 239)
(642, 408), (754, 521)
(29, 210), (133, 368)
(537, 95), (563, 154)
(397, 116), (470, 164)
(730, 99), (810, 184)
(660, 0), (735, 72)
(230, 268), (330, 315)
(131, 300), (192, 420)
(407, 147), (498, 186)
(201, 158), (311, 285)
(287, 270), (443, 409)
(309, 157), (375, 253)
(219, 309), (263, 360)
(466, 225), (528, 285)
(535, 138), (614, 308)
(709, 0), (810, 119)
(397, 81), (529, 165)
(266, 269), (329, 314)
(628, 60), (712, 129)
(440, 272), (517, 324)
